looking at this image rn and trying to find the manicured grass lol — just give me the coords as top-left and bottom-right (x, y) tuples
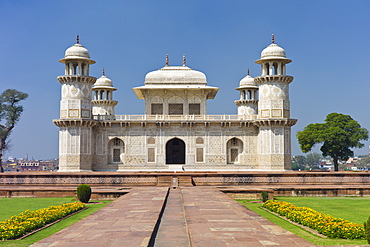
(0, 197), (76, 221)
(0, 197), (111, 247)
(237, 198), (368, 246)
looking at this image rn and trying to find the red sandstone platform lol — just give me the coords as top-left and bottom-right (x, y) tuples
(31, 187), (314, 247)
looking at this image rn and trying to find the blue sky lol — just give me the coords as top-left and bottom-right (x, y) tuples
(0, 0), (369, 160)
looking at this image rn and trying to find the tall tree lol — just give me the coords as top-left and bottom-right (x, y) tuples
(292, 155), (307, 170)
(306, 152), (323, 167)
(297, 113), (369, 171)
(0, 89), (28, 172)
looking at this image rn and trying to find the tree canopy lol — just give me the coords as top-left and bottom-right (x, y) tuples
(297, 113), (369, 171)
(292, 152), (323, 170)
(0, 89), (28, 172)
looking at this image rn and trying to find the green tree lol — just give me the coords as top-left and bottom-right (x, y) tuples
(297, 113), (369, 171)
(292, 155), (307, 170)
(0, 89), (28, 172)
(358, 156), (370, 168)
(306, 152), (323, 168)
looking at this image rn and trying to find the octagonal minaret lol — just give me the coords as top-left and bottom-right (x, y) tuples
(54, 35), (97, 172)
(254, 35), (297, 170)
(234, 69), (258, 119)
(92, 69), (118, 120)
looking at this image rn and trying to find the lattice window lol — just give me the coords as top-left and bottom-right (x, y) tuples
(230, 149), (238, 163)
(169, 104), (183, 115)
(147, 137), (155, 144)
(196, 148), (204, 162)
(113, 138), (122, 146)
(113, 149), (121, 162)
(148, 148), (155, 162)
(189, 103), (200, 115)
(151, 104), (163, 114)
(196, 137), (204, 144)
(109, 138), (124, 163)
(231, 138), (239, 146)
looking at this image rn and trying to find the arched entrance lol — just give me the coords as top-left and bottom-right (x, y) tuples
(108, 138), (124, 164)
(227, 137), (243, 164)
(166, 138), (185, 164)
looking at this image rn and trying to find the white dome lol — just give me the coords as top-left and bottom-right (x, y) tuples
(59, 40), (95, 64)
(239, 75), (257, 88)
(261, 43), (286, 59)
(93, 73), (116, 90)
(94, 75), (112, 87)
(65, 43), (90, 59)
(144, 66), (207, 85)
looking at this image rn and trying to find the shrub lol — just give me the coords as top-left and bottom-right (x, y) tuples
(364, 216), (370, 243)
(76, 184), (92, 203)
(261, 191), (269, 202)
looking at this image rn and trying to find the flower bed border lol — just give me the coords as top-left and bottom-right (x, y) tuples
(262, 200), (365, 240)
(0, 202), (88, 242)
(261, 206), (327, 238)
(16, 207), (87, 240)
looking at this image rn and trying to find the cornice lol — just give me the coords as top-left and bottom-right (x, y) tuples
(234, 100), (258, 106)
(253, 118), (297, 127)
(53, 119), (97, 127)
(92, 100), (118, 106)
(254, 75), (293, 85)
(57, 75), (97, 85)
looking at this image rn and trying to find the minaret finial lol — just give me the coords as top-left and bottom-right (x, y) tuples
(76, 34), (80, 44)
(166, 54), (169, 66)
(247, 68), (250, 76)
(102, 68), (105, 76)
(182, 54), (186, 66)
(272, 34), (275, 44)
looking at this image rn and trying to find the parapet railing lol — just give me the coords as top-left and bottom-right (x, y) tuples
(92, 114), (257, 121)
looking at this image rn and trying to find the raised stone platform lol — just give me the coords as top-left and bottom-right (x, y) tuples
(2, 171), (370, 198)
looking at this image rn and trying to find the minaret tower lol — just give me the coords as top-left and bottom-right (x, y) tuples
(234, 69), (258, 119)
(92, 69), (118, 120)
(254, 35), (297, 170)
(53, 36), (97, 172)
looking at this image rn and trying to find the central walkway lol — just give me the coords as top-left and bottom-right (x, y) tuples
(32, 187), (314, 247)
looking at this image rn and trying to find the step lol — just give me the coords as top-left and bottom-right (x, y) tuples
(178, 176), (193, 186)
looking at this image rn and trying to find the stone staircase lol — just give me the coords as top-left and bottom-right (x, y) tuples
(157, 176), (193, 187)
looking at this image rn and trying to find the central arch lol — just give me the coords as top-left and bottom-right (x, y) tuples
(166, 138), (185, 164)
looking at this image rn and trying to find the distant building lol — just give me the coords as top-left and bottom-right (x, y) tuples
(54, 35), (297, 172)
(18, 160), (40, 171)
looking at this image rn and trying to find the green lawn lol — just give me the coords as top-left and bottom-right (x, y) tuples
(0, 197), (111, 247)
(274, 196), (370, 224)
(237, 197), (370, 246)
(0, 197), (76, 221)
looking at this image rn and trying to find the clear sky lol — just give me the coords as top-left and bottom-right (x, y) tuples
(0, 0), (369, 160)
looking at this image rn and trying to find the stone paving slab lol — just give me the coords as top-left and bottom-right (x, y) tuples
(181, 187), (315, 247)
(31, 187), (168, 247)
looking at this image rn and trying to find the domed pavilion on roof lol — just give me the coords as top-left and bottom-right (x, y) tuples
(54, 35), (297, 172)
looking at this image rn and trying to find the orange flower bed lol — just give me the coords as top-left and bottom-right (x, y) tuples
(0, 202), (85, 240)
(263, 200), (365, 239)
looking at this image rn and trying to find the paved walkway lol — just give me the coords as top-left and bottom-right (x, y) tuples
(32, 187), (169, 247)
(153, 188), (191, 247)
(182, 187), (313, 246)
(32, 187), (314, 247)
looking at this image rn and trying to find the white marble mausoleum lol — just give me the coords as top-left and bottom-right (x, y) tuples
(54, 36), (297, 172)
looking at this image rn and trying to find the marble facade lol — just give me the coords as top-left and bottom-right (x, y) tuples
(54, 36), (297, 171)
